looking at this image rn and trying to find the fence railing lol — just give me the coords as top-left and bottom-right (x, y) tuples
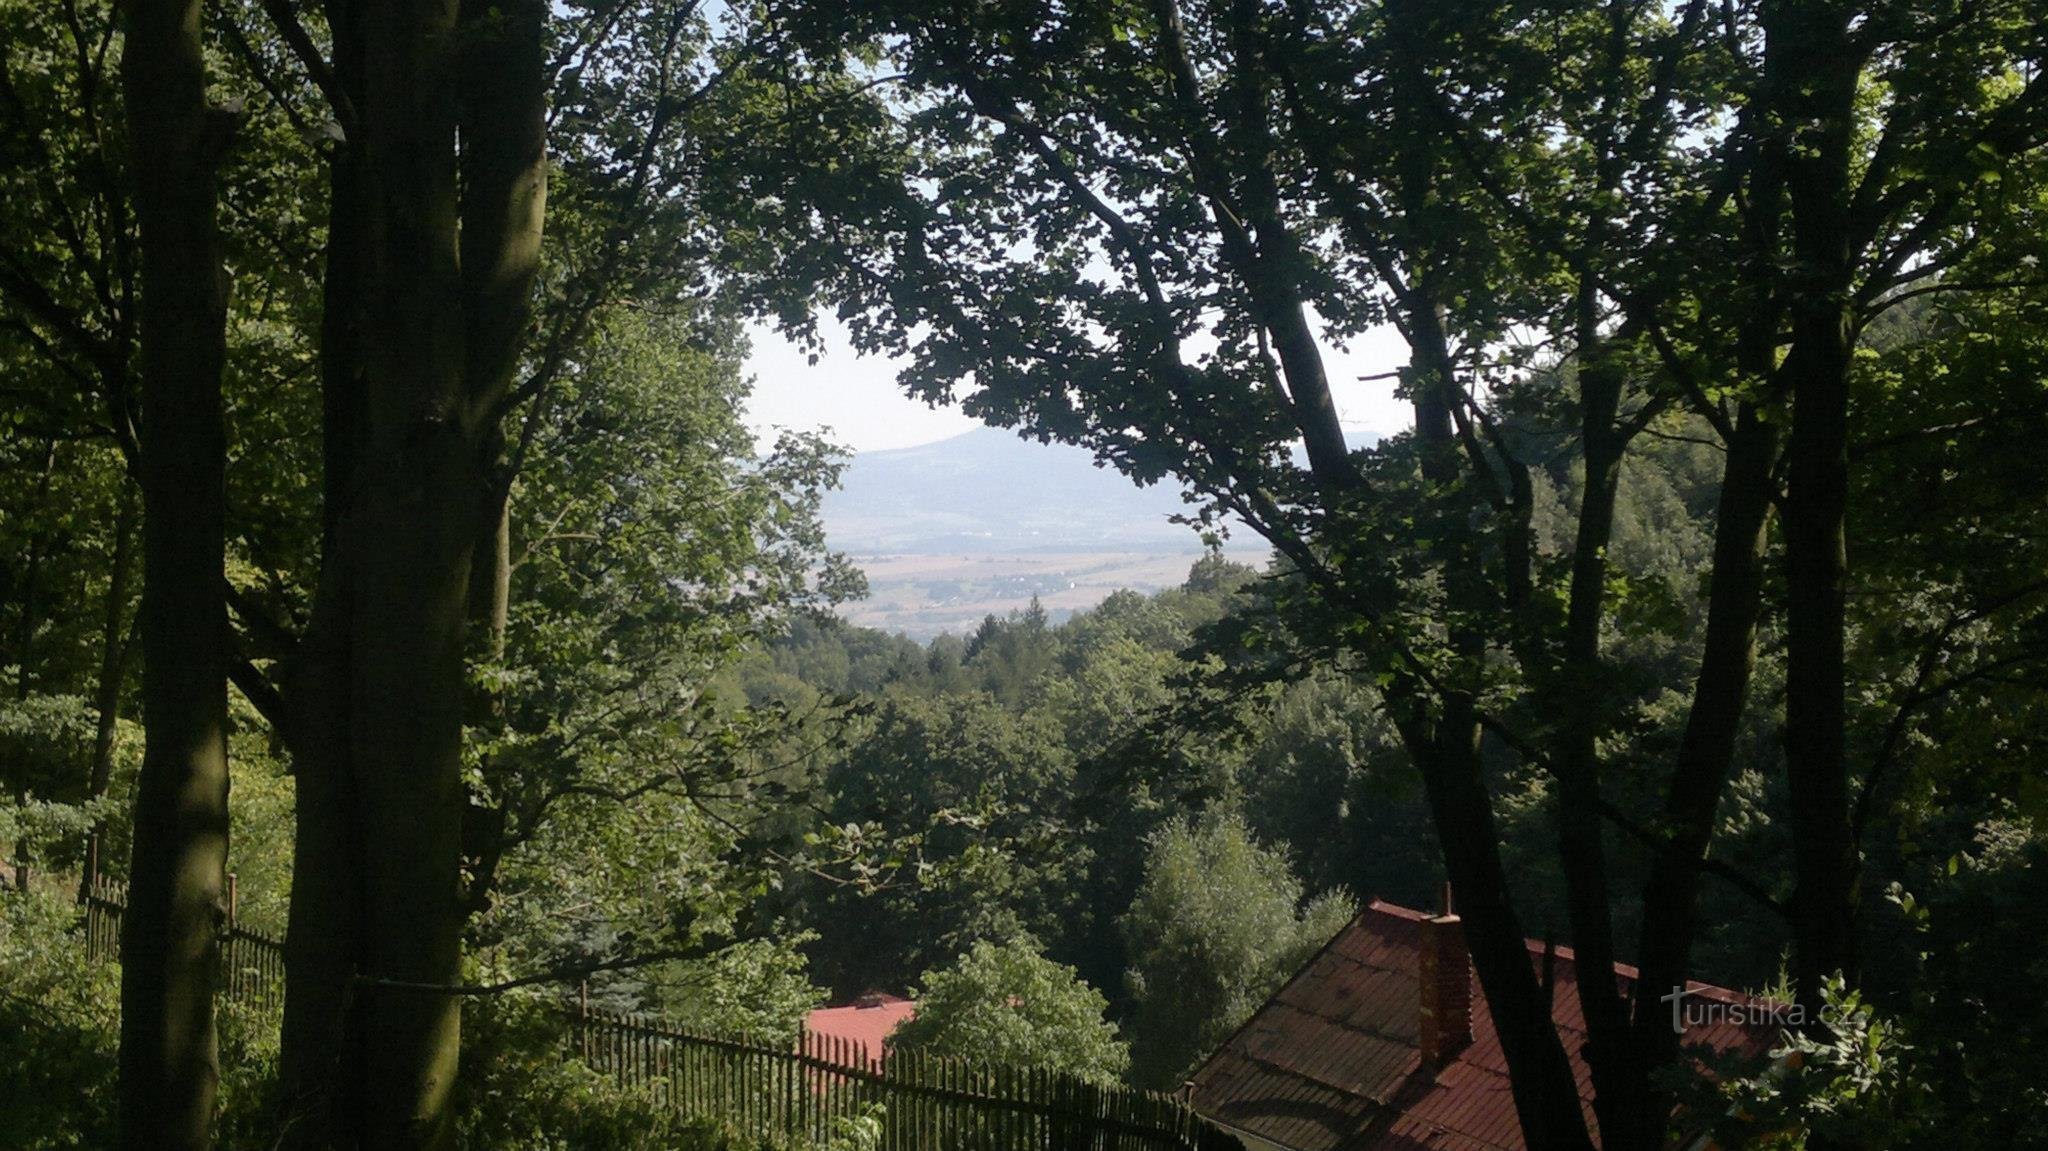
(81, 873), (287, 1018)
(573, 1006), (1240, 1151)
(71, 867), (1239, 1151)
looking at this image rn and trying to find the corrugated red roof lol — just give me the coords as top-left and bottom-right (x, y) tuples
(803, 992), (917, 1070)
(1187, 901), (1778, 1151)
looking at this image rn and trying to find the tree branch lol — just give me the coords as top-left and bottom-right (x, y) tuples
(256, 0), (357, 136)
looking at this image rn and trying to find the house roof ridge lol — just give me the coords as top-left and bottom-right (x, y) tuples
(1362, 897), (1433, 922)
(1361, 900), (1775, 1006)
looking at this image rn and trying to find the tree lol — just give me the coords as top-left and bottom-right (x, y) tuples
(117, 0), (235, 1144)
(216, 4), (885, 1142)
(249, 3), (553, 1141)
(769, 0), (2048, 1142)
(7, 10), (879, 1136)
(888, 937), (1130, 1083)
(1119, 814), (1352, 1088)
(453, 307), (857, 1054)
(0, 0), (148, 877)
(799, 689), (1082, 995)
(1236, 671), (1432, 902)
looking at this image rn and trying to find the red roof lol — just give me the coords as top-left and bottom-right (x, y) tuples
(803, 992), (917, 1070)
(1187, 901), (1778, 1151)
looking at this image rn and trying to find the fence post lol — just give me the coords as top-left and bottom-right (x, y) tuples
(225, 871), (238, 928)
(578, 980), (591, 1061)
(78, 829), (100, 905)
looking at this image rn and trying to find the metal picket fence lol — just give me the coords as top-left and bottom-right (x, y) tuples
(81, 871), (286, 1018)
(572, 1004), (1240, 1151)
(71, 863), (1239, 1150)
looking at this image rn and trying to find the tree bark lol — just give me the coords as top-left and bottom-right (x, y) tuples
(342, 3), (472, 1145)
(1398, 703), (1598, 1151)
(1403, 327), (1598, 1151)
(1617, 50), (1795, 1132)
(457, 0), (548, 412)
(1624, 403), (1781, 1139)
(1766, 0), (1864, 1012)
(1551, 308), (1636, 1147)
(467, 446), (513, 664)
(276, 566), (362, 1149)
(1151, 0), (1356, 493)
(273, 1), (547, 1143)
(277, 8), (368, 1139)
(118, 0), (235, 1144)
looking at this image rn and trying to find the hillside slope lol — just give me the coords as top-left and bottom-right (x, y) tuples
(819, 427), (1379, 636)
(820, 426), (1199, 554)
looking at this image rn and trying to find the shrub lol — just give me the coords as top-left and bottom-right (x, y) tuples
(0, 885), (119, 1150)
(887, 937), (1129, 1083)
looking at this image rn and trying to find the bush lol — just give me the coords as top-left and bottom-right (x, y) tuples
(0, 887), (785, 1149)
(0, 885), (119, 1149)
(0, 884), (290, 1149)
(1688, 977), (1930, 1151)
(457, 994), (870, 1151)
(887, 937), (1130, 1083)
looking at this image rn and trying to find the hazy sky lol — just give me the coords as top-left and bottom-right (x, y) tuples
(742, 313), (1417, 454)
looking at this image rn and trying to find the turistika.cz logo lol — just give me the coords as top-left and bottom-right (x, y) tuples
(1660, 986), (1805, 1035)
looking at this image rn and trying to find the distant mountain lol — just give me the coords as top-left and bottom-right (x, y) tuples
(819, 425), (1381, 556)
(820, 425), (1382, 637)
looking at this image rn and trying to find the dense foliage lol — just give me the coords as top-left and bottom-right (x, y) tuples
(887, 938), (1130, 1084)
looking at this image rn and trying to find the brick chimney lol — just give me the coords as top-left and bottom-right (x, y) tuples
(1418, 913), (1473, 1067)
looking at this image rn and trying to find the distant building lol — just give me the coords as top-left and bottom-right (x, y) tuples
(803, 991), (917, 1070)
(1187, 900), (1779, 1151)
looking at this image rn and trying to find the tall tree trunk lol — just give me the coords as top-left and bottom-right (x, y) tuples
(1398, 705), (1597, 1151)
(278, 11), (367, 1137)
(457, 0), (548, 409)
(315, 1), (544, 1143)
(468, 480), (512, 662)
(346, 463), (473, 1151)
(274, 1), (545, 1140)
(1768, 0), (1864, 1012)
(1401, 328), (1598, 1151)
(452, 0), (544, 920)
(1152, 0), (1355, 493)
(118, 0), (234, 1144)
(84, 487), (140, 901)
(1625, 403), (1781, 1138)
(345, 2), (472, 1144)
(276, 570), (362, 1149)
(1552, 306), (1636, 1148)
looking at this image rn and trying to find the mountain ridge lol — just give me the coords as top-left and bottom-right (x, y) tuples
(819, 425), (1381, 556)
(818, 425), (1382, 637)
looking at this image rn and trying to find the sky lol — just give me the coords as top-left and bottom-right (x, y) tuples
(742, 312), (1417, 454)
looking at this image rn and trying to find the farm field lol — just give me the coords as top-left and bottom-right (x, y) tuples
(836, 549), (1265, 638)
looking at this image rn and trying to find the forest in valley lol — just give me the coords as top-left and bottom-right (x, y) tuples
(2, 0), (2046, 1149)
